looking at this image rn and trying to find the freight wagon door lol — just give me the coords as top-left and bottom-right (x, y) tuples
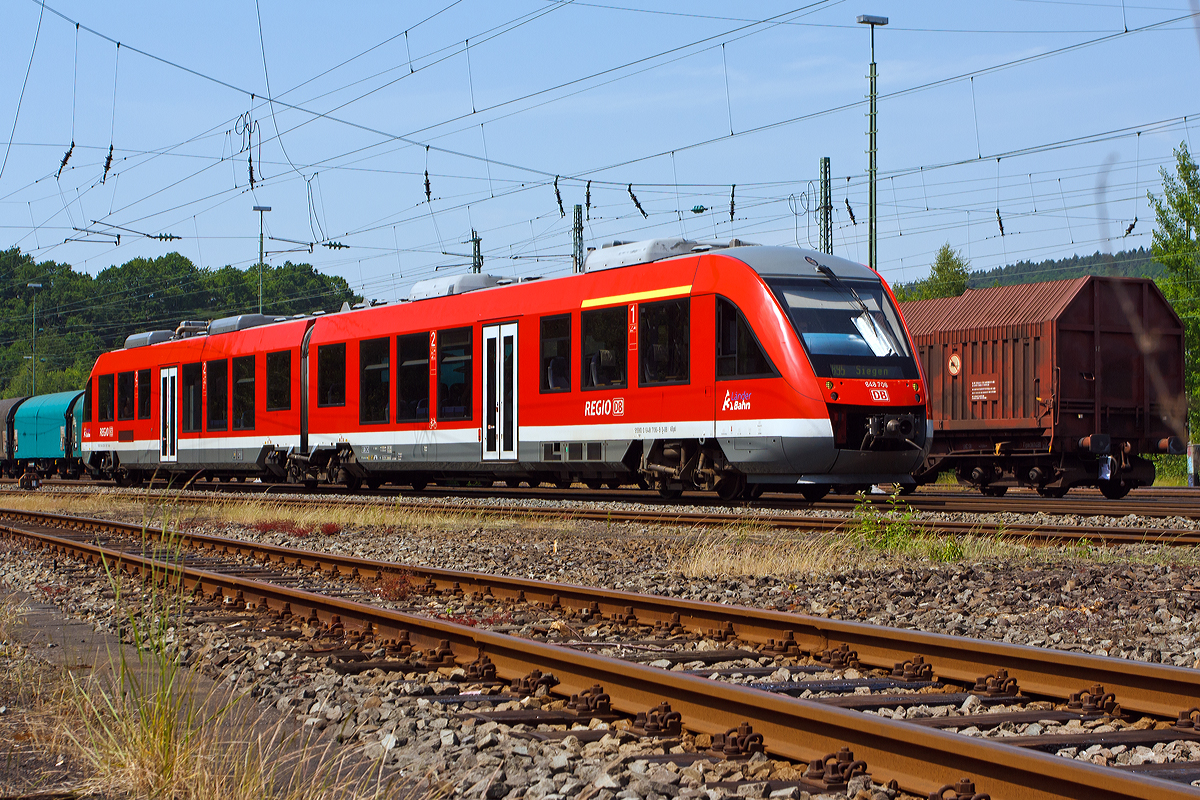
(482, 322), (518, 461)
(160, 366), (178, 464)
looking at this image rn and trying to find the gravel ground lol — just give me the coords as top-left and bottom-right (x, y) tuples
(3, 490), (1200, 798)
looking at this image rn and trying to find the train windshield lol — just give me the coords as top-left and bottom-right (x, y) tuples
(768, 276), (917, 379)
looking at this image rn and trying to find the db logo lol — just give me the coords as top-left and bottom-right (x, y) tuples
(870, 388), (890, 402)
(612, 397), (624, 416)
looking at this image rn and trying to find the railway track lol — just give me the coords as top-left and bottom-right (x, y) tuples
(8, 476), (1200, 521)
(7, 484), (1200, 547)
(4, 507), (1200, 798)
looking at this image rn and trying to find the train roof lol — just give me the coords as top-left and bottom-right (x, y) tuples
(112, 240), (879, 352)
(582, 238), (877, 281)
(898, 275), (1178, 337)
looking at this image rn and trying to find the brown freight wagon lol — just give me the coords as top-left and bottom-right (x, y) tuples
(899, 276), (1187, 498)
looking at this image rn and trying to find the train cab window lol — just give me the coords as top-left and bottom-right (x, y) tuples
(181, 363), (202, 432)
(581, 306), (627, 390)
(360, 338), (390, 425)
(116, 371), (135, 421)
(137, 369), (151, 419)
(232, 356), (255, 430)
(206, 359), (228, 431)
(83, 379), (92, 422)
(437, 328), (472, 421)
(639, 299), (689, 386)
(396, 333), (429, 422)
(266, 351), (291, 411)
(97, 374), (115, 422)
(540, 315), (571, 393)
(317, 343), (346, 407)
(716, 298), (777, 379)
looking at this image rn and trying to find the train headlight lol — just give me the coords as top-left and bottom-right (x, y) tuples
(825, 381), (834, 390)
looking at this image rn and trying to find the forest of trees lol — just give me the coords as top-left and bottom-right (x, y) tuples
(965, 247), (1165, 288)
(0, 248), (358, 399)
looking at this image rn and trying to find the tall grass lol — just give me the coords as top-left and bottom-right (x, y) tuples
(55, 506), (436, 800)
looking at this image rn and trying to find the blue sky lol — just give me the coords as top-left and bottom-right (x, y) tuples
(2, 0), (1198, 304)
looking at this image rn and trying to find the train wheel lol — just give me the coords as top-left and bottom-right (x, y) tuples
(980, 485), (1008, 497)
(799, 485), (830, 502)
(657, 485), (683, 500)
(505, 479), (522, 489)
(409, 479), (427, 492)
(605, 480), (623, 490)
(1098, 479), (1130, 500)
(739, 483), (765, 501)
(583, 480), (604, 490)
(365, 478), (382, 490)
(715, 475), (745, 502)
(554, 479), (572, 489)
(1036, 485), (1068, 498)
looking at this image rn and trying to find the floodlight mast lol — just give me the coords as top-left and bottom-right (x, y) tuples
(857, 14), (888, 270)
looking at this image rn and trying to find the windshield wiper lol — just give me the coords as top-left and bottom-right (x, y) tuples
(815, 265), (898, 356)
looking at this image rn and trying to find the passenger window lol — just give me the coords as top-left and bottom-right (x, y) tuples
(437, 328), (472, 420)
(396, 333), (429, 422)
(581, 306), (627, 389)
(717, 298), (777, 379)
(206, 359), (228, 431)
(360, 338), (390, 424)
(137, 369), (151, 419)
(97, 374), (115, 422)
(232, 356), (255, 430)
(639, 299), (689, 385)
(117, 371), (135, 421)
(181, 363), (202, 432)
(317, 343), (346, 407)
(83, 378), (92, 422)
(266, 351), (291, 411)
(540, 315), (571, 393)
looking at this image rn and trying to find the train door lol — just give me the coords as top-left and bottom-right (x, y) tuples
(160, 366), (178, 463)
(482, 322), (518, 461)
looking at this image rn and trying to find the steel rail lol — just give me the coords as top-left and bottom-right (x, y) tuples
(5, 486), (1200, 546)
(12, 479), (1200, 521)
(2, 518), (1195, 800)
(5, 507), (1198, 720)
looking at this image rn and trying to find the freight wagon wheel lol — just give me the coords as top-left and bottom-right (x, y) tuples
(657, 485), (683, 500)
(1036, 485), (1068, 498)
(365, 478), (383, 490)
(409, 480), (427, 492)
(554, 479), (573, 489)
(505, 479), (522, 489)
(583, 480), (604, 490)
(1098, 479), (1130, 500)
(980, 485), (1008, 497)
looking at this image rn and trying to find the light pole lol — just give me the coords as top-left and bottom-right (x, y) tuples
(27, 283), (41, 396)
(253, 205), (271, 314)
(857, 14), (887, 270)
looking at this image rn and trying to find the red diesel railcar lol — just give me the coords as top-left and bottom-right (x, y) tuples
(81, 239), (931, 500)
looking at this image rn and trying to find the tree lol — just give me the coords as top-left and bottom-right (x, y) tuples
(1149, 142), (1200, 434)
(894, 242), (970, 301)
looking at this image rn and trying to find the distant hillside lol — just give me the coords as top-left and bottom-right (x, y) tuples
(966, 247), (1165, 288)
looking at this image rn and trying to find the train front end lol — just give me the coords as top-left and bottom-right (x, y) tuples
(716, 247), (930, 498)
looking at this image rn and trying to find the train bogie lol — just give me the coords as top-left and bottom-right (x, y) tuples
(81, 240), (930, 499)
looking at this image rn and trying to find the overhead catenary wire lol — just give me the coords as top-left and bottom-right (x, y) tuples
(1, 0), (46, 184)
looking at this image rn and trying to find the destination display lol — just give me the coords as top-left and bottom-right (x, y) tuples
(829, 363), (904, 379)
